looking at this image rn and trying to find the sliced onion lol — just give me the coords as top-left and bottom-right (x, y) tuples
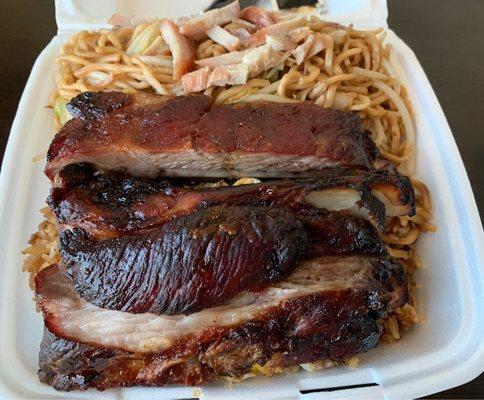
(332, 92), (353, 110)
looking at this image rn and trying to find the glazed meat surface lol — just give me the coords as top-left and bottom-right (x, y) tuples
(36, 255), (406, 350)
(45, 92), (379, 179)
(60, 206), (308, 315)
(50, 163), (415, 237)
(37, 255), (406, 391)
(36, 86), (417, 392)
(58, 203), (390, 316)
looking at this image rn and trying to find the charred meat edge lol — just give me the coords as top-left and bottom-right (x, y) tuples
(37, 254), (407, 391)
(59, 206), (309, 315)
(45, 92), (380, 179)
(50, 163), (415, 237)
(35, 256), (407, 354)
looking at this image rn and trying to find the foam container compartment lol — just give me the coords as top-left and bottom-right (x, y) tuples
(0, 0), (482, 399)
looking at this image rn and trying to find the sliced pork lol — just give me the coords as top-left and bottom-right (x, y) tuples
(57, 201), (394, 316)
(248, 17), (305, 46)
(206, 25), (241, 51)
(39, 275), (383, 390)
(60, 206), (308, 315)
(179, 1), (240, 38)
(45, 92), (380, 180)
(160, 19), (195, 80)
(36, 255), (406, 356)
(195, 48), (252, 67)
(49, 163), (414, 238)
(239, 5), (279, 28)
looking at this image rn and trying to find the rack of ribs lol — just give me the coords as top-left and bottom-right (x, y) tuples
(34, 90), (416, 391)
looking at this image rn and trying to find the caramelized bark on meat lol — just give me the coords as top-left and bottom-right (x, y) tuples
(57, 203), (389, 316)
(60, 206), (308, 315)
(45, 92), (379, 179)
(49, 163), (414, 237)
(66, 91), (133, 119)
(37, 89), (417, 392)
(298, 208), (386, 257)
(37, 254), (407, 391)
(38, 290), (378, 391)
(36, 257), (407, 354)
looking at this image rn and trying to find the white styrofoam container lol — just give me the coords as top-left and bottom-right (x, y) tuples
(0, 1), (482, 399)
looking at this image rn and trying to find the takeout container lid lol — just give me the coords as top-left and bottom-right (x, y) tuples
(0, 1), (483, 399)
(54, 0), (389, 33)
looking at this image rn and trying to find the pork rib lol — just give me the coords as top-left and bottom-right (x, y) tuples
(58, 202), (391, 316)
(36, 256), (406, 390)
(35, 256), (407, 360)
(45, 92), (380, 179)
(60, 206), (309, 315)
(37, 286), (371, 390)
(50, 163), (414, 237)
